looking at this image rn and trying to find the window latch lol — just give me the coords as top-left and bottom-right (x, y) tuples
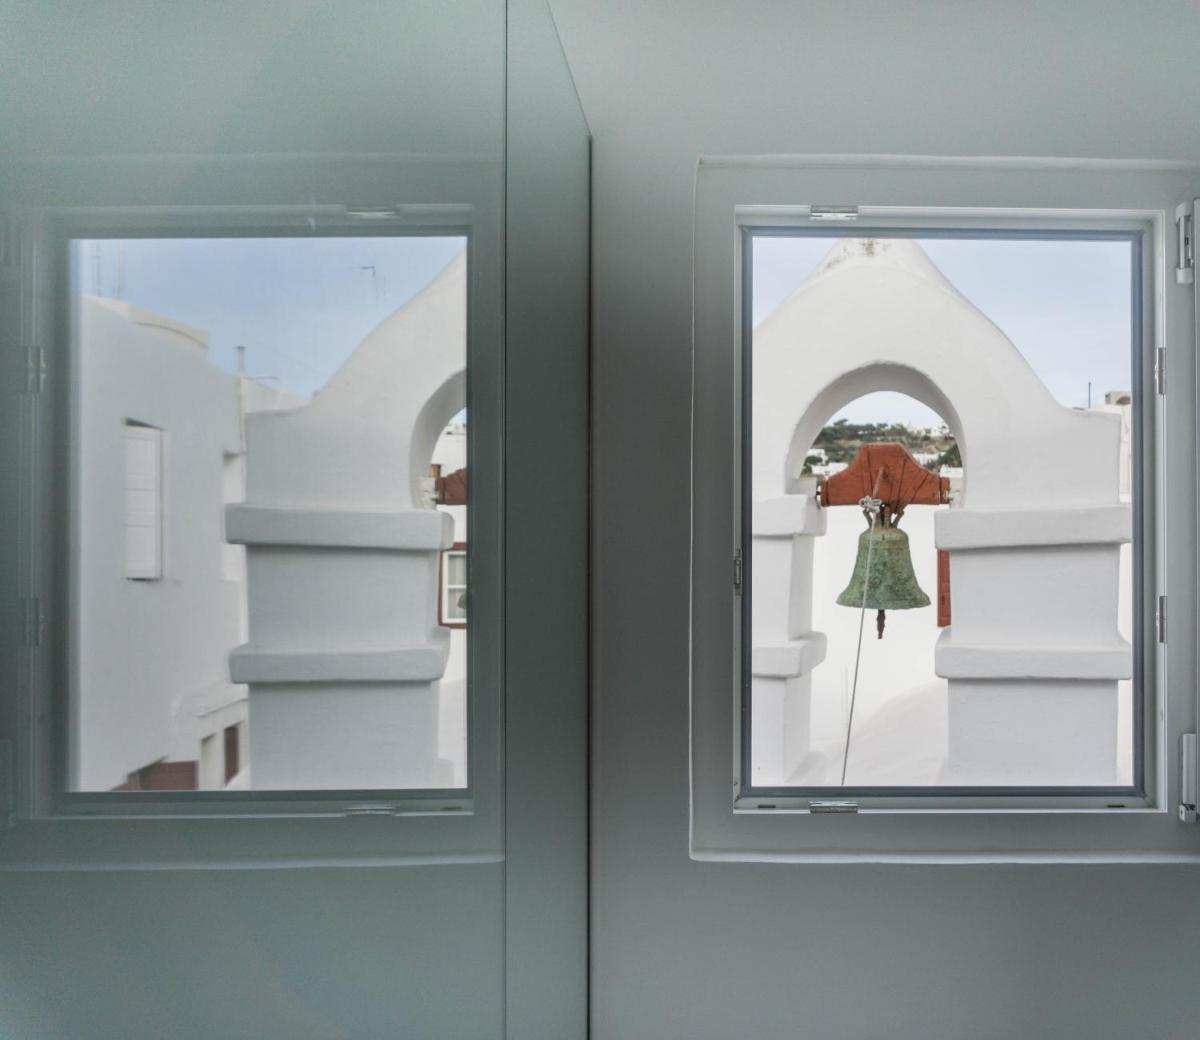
(1180, 734), (1197, 823)
(810, 800), (858, 814)
(809, 205), (859, 223)
(1176, 206), (1194, 285)
(344, 804), (398, 817)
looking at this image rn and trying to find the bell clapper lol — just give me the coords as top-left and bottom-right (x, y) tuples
(876, 609), (886, 639)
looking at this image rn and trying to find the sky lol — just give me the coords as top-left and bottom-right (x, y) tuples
(74, 233), (1133, 433)
(751, 235), (1135, 428)
(74, 235), (467, 398)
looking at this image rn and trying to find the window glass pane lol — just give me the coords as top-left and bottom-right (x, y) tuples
(70, 234), (469, 792)
(747, 233), (1137, 791)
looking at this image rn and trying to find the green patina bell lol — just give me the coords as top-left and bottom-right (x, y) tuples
(836, 524), (930, 638)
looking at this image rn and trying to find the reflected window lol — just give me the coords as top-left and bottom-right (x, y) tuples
(70, 234), (469, 793)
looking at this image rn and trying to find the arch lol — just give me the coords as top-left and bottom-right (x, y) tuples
(753, 238), (1121, 509)
(785, 365), (965, 495)
(411, 370), (466, 506)
(241, 250), (467, 511)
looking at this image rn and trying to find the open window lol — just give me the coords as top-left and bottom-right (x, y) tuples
(691, 157), (1200, 859)
(744, 229), (1141, 800)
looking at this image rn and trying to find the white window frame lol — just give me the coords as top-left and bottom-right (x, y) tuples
(690, 155), (1200, 861)
(0, 154), (505, 867)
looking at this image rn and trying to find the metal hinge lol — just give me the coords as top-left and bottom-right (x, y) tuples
(1179, 733), (1197, 823)
(1176, 206), (1194, 285)
(1154, 348), (1166, 396)
(810, 800), (858, 814)
(733, 548), (743, 595)
(25, 345), (46, 395)
(810, 205), (858, 223)
(1156, 594), (1167, 643)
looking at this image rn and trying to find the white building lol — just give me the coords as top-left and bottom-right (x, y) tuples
(226, 251), (468, 790)
(75, 297), (304, 791)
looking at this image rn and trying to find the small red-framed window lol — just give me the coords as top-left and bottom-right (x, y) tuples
(439, 542), (468, 628)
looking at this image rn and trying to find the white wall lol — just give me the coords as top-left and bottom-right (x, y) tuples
(549, 1), (1200, 1036)
(77, 297), (247, 791)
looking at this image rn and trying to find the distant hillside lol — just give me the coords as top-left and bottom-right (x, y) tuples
(804, 419), (960, 474)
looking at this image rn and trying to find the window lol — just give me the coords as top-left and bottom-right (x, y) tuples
(122, 421), (163, 580)
(441, 545), (469, 626)
(60, 220), (480, 804)
(744, 231), (1139, 796)
(690, 157), (1200, 860)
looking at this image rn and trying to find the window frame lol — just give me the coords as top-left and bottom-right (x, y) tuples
(690, 156), (1200, 861)
(738, 222), (1148, 808)
(0, 155), (505, 866)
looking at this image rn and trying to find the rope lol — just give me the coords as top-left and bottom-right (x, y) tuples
(840, 495), (882, 786)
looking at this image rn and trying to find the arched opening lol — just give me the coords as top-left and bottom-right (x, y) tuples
(410, 367), (466, 508)
(800, 391), (959, 787)
(783, 363), (967, 497)
(753, 389), (961, 787)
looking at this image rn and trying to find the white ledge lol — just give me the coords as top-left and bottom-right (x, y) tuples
(753, 495), (827, 538)
(230, 638), (450, 684)
(934, 631), (1132, 680)
(935, 505), (1131, 550)
(226, 505), (453, 551)
(752, 633), (828, 678)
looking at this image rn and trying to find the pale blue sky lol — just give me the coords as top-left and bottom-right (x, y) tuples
(75, 236), (467, 398)
(751, 235), (1134, 428)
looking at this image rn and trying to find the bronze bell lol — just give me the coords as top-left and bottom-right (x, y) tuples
(836, 524), (930, 638)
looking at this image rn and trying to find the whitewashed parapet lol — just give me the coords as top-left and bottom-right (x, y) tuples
(934, 503), (1132, 686)
(752, 494), (826, 537)
(935, 631), (1132, 681)
(226, 504), (453, 551)
(230, 636), (450, 685)
(752, 633), (828, 679)
(935, 505), (1131, 550)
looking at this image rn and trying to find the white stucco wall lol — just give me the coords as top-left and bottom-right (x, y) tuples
(76, 297), (246, 790)
(228, 251), (468, 790)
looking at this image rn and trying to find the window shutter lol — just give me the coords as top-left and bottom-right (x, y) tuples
(123, 422), (162, 579)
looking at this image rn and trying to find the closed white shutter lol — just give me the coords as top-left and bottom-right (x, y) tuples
(123, 422), (162, 579)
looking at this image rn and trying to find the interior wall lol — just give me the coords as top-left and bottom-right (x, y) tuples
(547, 1), (1200, 1037)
